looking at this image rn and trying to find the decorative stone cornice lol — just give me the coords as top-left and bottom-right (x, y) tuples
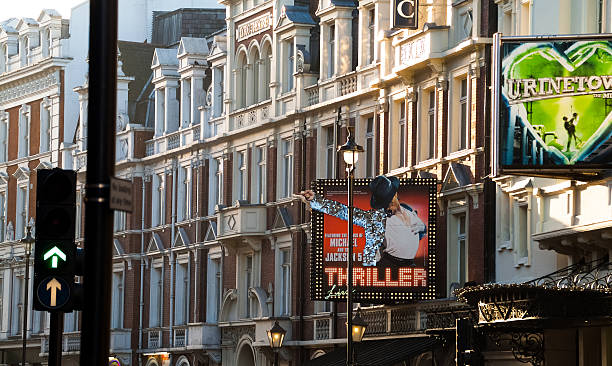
(0, 70), (59, 105)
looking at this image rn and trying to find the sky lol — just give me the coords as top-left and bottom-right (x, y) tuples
(2, 0), (85, 20)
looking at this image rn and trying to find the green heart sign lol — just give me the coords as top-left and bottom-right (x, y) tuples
(501, 40), (612, 166)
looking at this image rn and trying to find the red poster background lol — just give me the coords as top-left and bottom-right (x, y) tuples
(323, 185), (430, 268)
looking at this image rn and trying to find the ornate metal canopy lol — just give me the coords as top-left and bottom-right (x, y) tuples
(456, 257), (612, 325)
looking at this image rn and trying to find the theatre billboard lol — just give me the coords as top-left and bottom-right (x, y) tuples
(493, 34), (612, 178)
(309, 178), (437, 303)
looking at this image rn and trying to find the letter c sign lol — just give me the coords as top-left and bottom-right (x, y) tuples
(394, 0), (418, 29)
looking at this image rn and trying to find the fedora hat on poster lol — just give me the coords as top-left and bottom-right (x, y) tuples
(369, 175), (400, 209)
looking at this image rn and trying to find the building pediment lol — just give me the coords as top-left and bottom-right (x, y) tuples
(275, 5), (316, 31)
(177, 37), (209, 58)
(208, 35), (227, 58)
(16, 18), (39, 33)
(151, 48), (179, 69)
(37, 9), (62, 24)
(12, 166), (30, 181)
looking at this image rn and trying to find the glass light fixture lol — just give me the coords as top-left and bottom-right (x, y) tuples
(338, 132), (364, 167)
(267, 321), (286, 349)
(351, 312), (368, 343)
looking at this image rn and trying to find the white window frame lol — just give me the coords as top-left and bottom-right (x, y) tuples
(447, 202), (468, 297)
(398, 100), (407, 167)
(364, 116), (375, 177)
(279, 138), (293, 199)
(0, 190), (6, 242)
(418, 85), (437, 162)
(325, 126), (335, 178)
(40, 99), (52, 153)
(174, 257), (190, 325)
(511, 192), (532, 267)
(236, 150), (248, 202)
(368, 8), (376, 64)
(206, 250), (222, 323)
(253, 145), (266, 204)
(328, 23), (335, 79)
(152, 173), (165, 227)
(274, 238), (292, 317)
(0, 111), (7, 162)
(111, 266), (125, 329)
(449, 70), (470, 153)
(18, 105), (31, 159)
(216, 157), (224, 206)
(16, 183), (28, 240)
(237, 250), (260, 319)
(149, 261), (163, 327)
(113, 210), (127, 232)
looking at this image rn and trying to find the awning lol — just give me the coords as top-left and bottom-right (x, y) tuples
(455, 257), (612, 326)
(304, 337), (439, 366)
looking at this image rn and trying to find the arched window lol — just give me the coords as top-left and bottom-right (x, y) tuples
(261, 41), (272, 101)
(236, 50), (248, 109)
(248, 45), (260, 105)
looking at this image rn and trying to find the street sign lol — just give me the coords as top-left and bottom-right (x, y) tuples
(110, 177), (133, 212)
(36, 276), (70, 310)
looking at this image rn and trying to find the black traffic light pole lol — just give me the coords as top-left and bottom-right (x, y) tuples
(80, 0), (118, 365)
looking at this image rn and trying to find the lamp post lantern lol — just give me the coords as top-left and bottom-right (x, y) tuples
(267, 321), (286, 366)
(337, 119), (364, 366)
(20, 225), (34, 366)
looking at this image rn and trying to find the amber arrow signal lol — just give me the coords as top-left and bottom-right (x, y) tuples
(46, 278), (62, 307)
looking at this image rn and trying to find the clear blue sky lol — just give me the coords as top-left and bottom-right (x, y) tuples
(2, 0), (85, 20)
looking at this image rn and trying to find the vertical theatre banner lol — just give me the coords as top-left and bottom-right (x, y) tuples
(310, 178), (437, 303)
(494, 35), (612, 177)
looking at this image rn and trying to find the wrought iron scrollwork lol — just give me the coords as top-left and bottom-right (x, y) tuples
(488, 331), (544, 366)
(526, 257), (612, 292)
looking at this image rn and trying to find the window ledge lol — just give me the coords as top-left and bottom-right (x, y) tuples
(413, 158), (441, 170)
(443, 148), (476, 162)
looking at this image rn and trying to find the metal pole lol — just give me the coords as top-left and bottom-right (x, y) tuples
(346, 164), (354, 366)
(81, 0), (117, 365)
(21, 252), (30, 366)
(48, 312), (63, 366)
(274, 351), (279, 366)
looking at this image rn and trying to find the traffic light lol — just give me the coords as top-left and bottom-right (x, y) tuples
(33, 169), (76, 312)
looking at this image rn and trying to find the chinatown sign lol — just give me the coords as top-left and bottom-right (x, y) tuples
(493, 34), (612, 177)
(236, 13), (272, 42)
(309, 178), (437, 303)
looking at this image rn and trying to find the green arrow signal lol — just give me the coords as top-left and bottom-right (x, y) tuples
(43, 246), (67, 268)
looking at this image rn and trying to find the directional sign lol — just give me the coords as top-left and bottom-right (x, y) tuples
(36, 276), (70, 310)
(43, 246), (66, 268)
(110, 177), (133, 212)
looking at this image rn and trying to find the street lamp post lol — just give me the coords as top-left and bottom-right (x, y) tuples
(20, 225), (34, 366)
(337, 125), (364, 366)
(267, 321), (286, 366)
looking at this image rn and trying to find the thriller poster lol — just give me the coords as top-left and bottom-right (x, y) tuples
(308, 177), (437, 303)
(497, 35), (612, 176)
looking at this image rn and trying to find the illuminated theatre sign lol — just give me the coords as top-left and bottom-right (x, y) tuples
(310, 178), (437, 303)
(493, 35), (612, 177)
